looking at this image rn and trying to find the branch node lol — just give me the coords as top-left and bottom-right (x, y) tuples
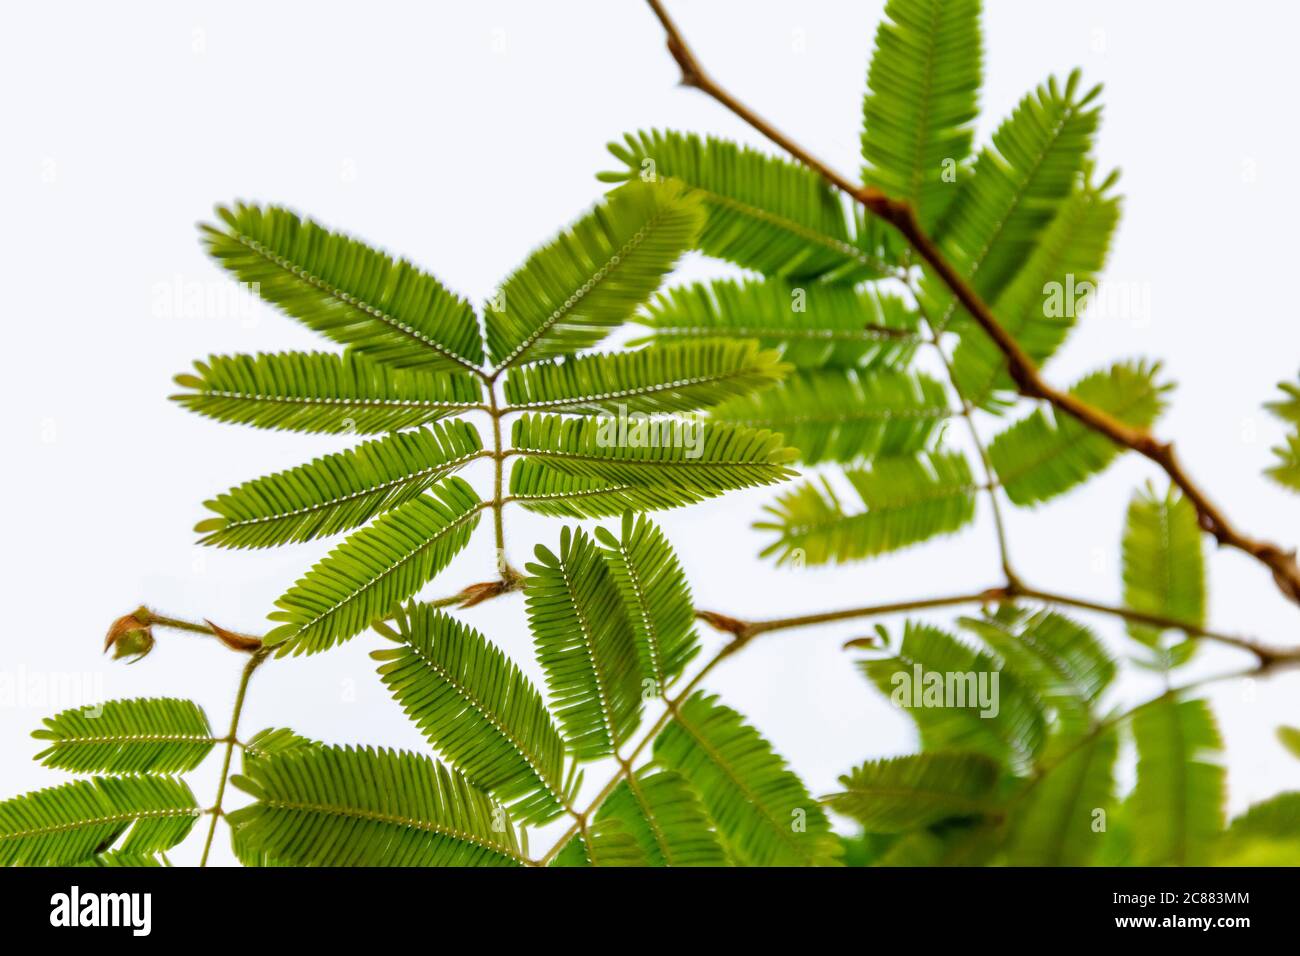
(978, 585), (1013, 604)
(454, 575), (522, 609)
(696, 609), (751, 638)
(204, 619), (264, 653)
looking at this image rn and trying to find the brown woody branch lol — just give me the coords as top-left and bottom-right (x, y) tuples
(643, 0), (1300, 608)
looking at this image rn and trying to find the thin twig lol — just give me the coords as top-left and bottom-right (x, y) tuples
(199, 648), (268, 867)
(642, 0), (1300, 607)
(910, 275), (1021, 588)
(695, 584), (1300, 668)
(144, 611), (263, 653)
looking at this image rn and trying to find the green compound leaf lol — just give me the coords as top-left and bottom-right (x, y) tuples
(859, 622), (1046, 768)
(485, 180), (704, 369)
(266, 477), (482, 655)
(0, 776), (200, 866)
(171, 350), (482, 435)
(711, 368), (950, 465)
(989, 360), (1168, 506)
(757, 451), (977, 565)
(596, 769), (727, 867)
(197, 420), (483, 549)
(372, 603), (570, 826)
(1130, 696), (1225, 866)
(1121, 482), (1206, 655)
(525, 527), (643, 761)
(510, 413), (797, 506)
(654, 692), (839, 867)
(202, 203), (484, 373)
(229, 745), (526, 867)
(602, 129), (887, 282)
(922, 73), (1102, 332)
(33, 698), (215, 775)
(861, 0), (983, 229)
(639, 278), (921, 370)
(825, 752), (1001, 832)
(594, 512), (700, 693)
(502, 341), (786, 416)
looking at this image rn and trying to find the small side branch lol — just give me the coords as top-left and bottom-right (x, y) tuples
(695, 584), (1299, 670)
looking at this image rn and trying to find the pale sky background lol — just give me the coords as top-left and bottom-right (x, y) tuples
(2, 1), (1299, 866)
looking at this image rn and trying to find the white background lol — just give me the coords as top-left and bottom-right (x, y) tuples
(3, 0), (1299, 866)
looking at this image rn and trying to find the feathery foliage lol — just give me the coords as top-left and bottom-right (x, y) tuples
(1129, 697), (1225, 866)
(508, 458), (715, 518)
(552, 817), (650, 867)
(229, 745), (527, 866)
(196, 421), (483, 549)
(525, 527), (644, 760)
(1215, 792), (1300, 865)
(951, 174), (1121, 409)
(860, 0), (983, 229)
(484, 180), (704, 369)
(860, 622), (1045, 767)
(594, 512), (700, 693)
(171, 351), (482, 434)
(1266, 434), (1300, 493)
(15, 0), (1287, 875)
(594, 769), (728, 867)
(1264, 375), (1300, 491)
(1121, 483), (1206, 663)
(266, 478), (482, 655)
(510, 414), (797, 505)
(958, 607), (1114, 735)
(711, 368), (950, 465)
(1004, 728), (1118, 865)
(0, 775), (199, 866)
(222, 514), (828, 867)
(639, 278), (921, 369)
(655, 692), (839, 867)
(989, 361), (1168, 505)
(502, 340), (785, 415)
(72, 850), (167, 867)
(922, 72), (1103, 331)
(372, 603), (571, 825)
(243, 728), (318, 770)
(33, 698), (214, 775)
(601, 130), (885, 281)
(203, 203), (484, 373)
(826, 752), (1001, 831)
(758, 451), (976, 564)
(173, 185), (779, 654)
